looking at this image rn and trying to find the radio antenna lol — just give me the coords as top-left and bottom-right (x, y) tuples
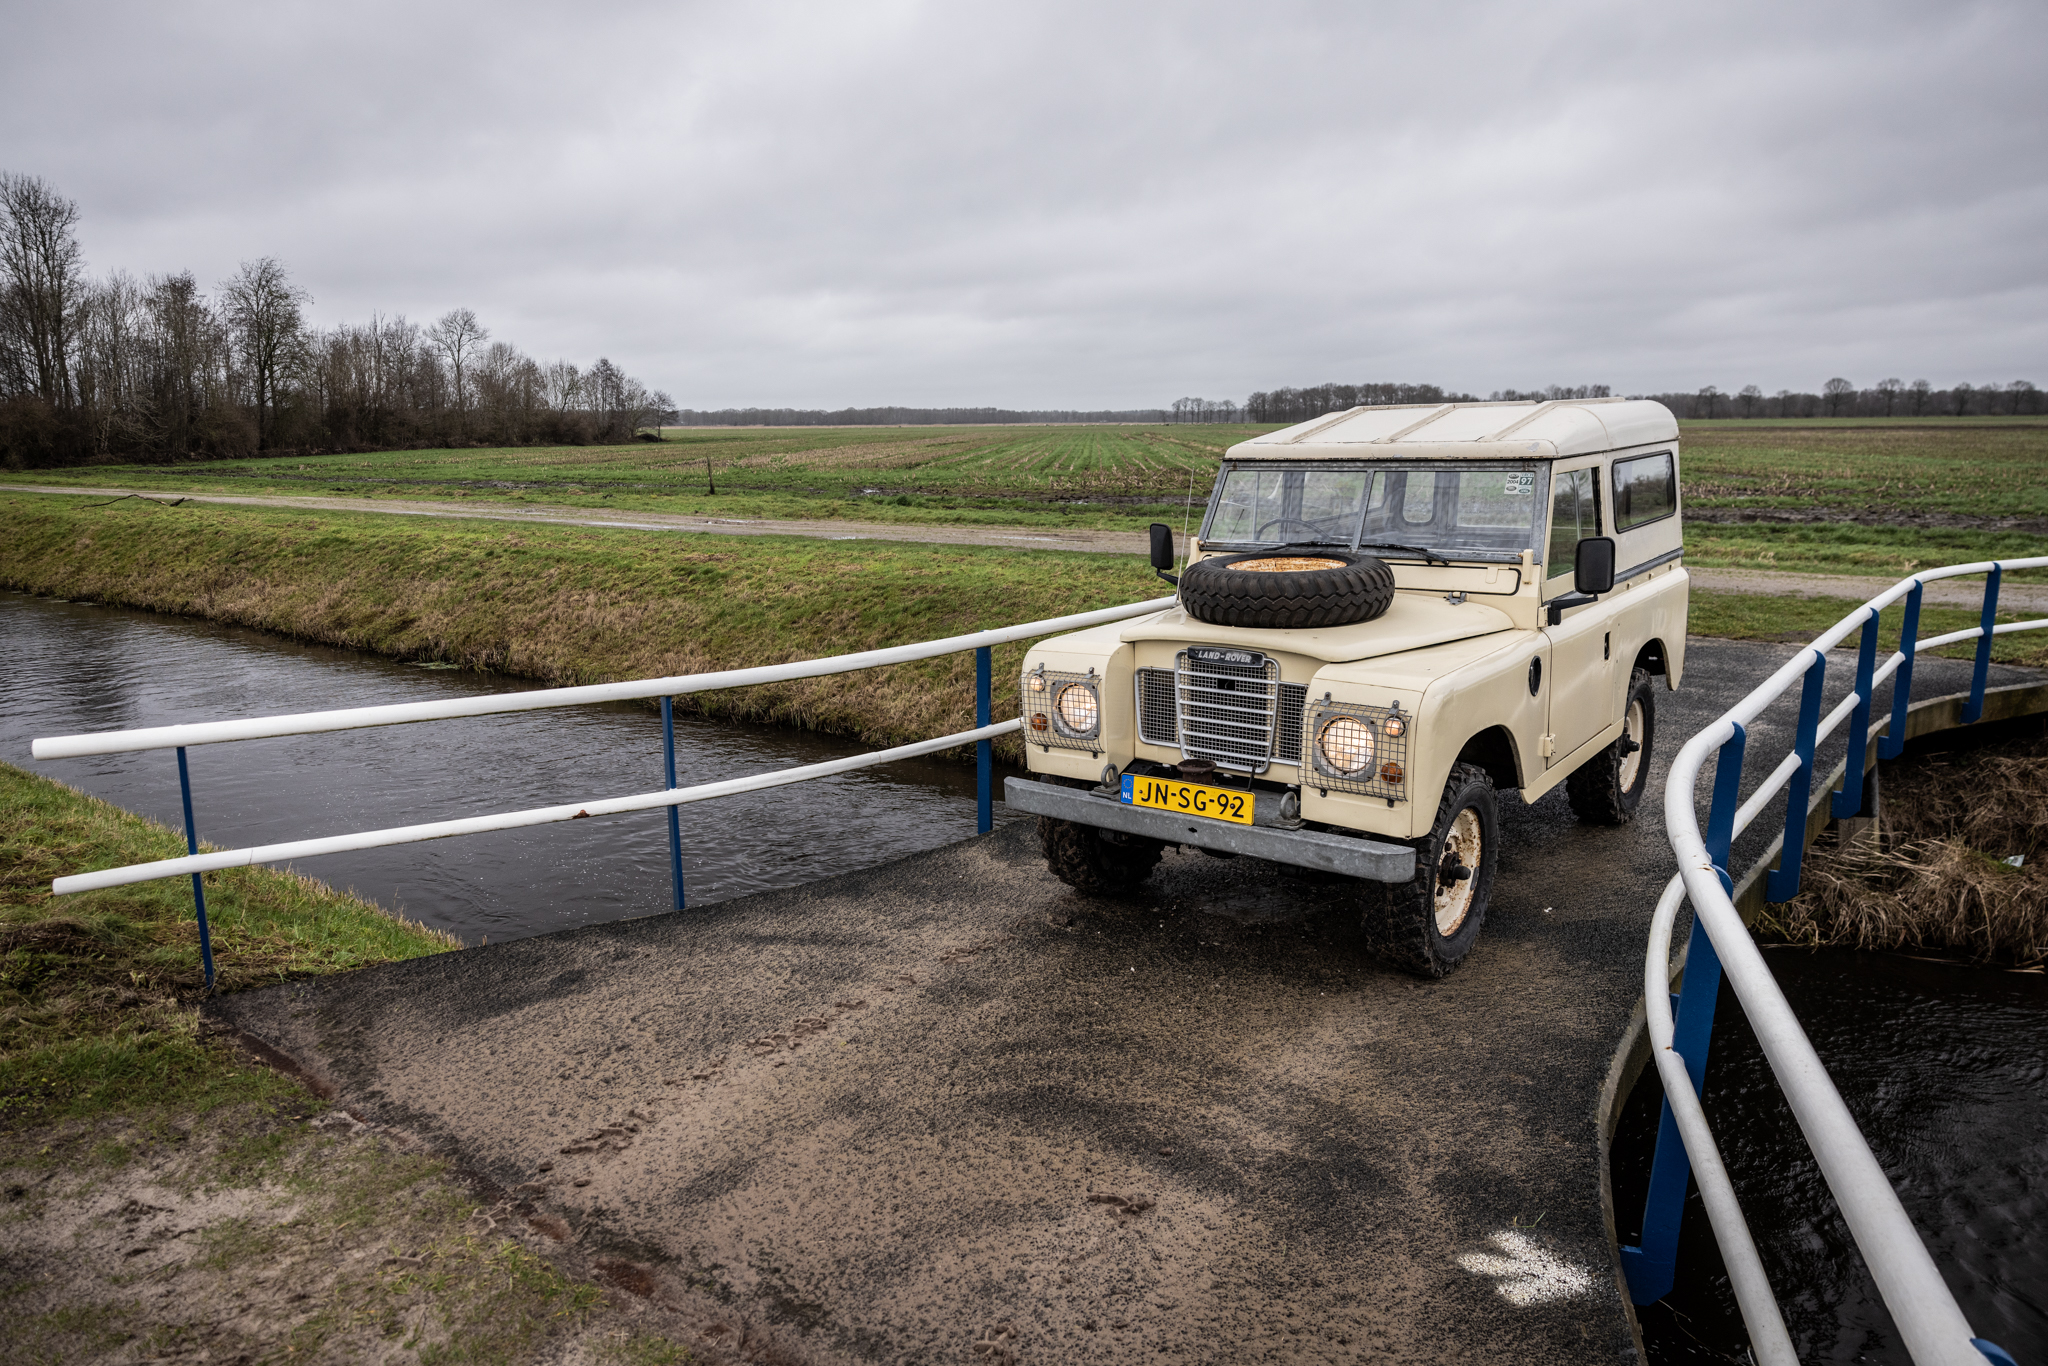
(1178, 466), (1198, 582)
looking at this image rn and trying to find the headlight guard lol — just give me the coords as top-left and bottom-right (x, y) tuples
(1305, 697), (1410, 801)
(1024, 664), (1105, 751)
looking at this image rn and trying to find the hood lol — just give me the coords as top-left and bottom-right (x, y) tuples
(1119, 592), (1515, 663)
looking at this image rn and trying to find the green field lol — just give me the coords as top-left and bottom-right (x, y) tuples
(1678, 419), (2048, 523)
(0, 424), (1268, 531)
(5, 416), (2044, 537)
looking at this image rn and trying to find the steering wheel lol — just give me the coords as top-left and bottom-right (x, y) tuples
(1255, 516), (1339, 541)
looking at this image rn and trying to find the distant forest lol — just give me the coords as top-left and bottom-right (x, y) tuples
(0, 173), (672, 469)
(1178, 378), (2045, 424)
(674, 406), (1173, 426)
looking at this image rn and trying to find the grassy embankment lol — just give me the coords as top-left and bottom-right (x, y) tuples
(0, 763), (695, 1362)
(0, 491), (1168, 762)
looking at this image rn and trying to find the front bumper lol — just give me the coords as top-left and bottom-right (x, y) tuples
(1004, 777), (1417, 883)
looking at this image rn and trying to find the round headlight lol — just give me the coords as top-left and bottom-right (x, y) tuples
(1317, 716), (1375, 775)
(1382, 716), (1405, 738)
(1055, 683), (1100, 734)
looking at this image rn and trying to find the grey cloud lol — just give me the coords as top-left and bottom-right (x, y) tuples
(5, 0), (2043, 408)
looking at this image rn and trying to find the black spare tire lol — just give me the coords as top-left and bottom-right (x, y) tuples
(1179, 548), (1396, 629)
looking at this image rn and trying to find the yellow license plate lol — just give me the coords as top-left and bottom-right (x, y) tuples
(1119, 774), (1254, 825)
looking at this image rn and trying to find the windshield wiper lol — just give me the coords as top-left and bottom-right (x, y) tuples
(1357, 540), (1451, 567)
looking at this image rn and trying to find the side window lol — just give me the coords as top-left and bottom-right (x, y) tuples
(1546, 468), (1600, 580)
(1613, 451), (1677, 531)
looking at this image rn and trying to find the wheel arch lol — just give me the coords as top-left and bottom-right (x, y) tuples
(1452, 725), (1524, 795)
(1634, 636), (1675, 688)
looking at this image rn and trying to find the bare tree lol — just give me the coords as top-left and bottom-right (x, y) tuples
(1822, 377), (1855, 417)
(2007, 380), (2039, 415)
(0, 172), (89, 410)
(1951, 382), (1973, 417)
(1696, 384), (1721, 418)
(219, 257), (309, 450)
(1908, 379), (1931, 416)
(427, 307), (489, 437)
(1875, 377), (1902, 416)
(1737, 384), (1762, 418)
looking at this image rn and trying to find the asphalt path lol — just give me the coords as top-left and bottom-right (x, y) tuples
(209, 642), (2037, 1365)
(12, 483), (2046, 611)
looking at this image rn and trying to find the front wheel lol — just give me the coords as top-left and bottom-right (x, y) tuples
(1566, 668), (1655, 825)
(1366, 762), (1498, 978)
(1037, 818), (1163, 894)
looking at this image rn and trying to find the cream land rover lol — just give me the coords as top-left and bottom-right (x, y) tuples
(1002, 398), (1688, 977)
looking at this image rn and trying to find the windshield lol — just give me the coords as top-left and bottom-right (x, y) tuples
(1204, 464), (1541, 559)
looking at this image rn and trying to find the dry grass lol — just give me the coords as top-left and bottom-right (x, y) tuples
(1761, 733), (2048, 964)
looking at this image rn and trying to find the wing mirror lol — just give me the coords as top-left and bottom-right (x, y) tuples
(1547, 536), (1617, 625)
(1574, 536), (1616, 595)
(1149, 523), (1179, 584)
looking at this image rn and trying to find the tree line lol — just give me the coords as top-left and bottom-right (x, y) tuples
(1241, 378), (2044, 424)
(674, 405), (1174, 426)
(0, 172), (673, 469)
(1641, 378), (2042, 420)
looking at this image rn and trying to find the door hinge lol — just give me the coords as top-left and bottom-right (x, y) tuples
(1539, 733), (1556, 757)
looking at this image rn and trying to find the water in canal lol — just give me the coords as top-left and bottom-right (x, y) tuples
(2, 590), (1029, 945)
(1612, 946), (2047, 1364)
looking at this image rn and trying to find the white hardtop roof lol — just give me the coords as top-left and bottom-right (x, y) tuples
(1226, 397), (1678, 462)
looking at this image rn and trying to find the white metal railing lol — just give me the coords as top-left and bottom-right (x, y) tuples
(1629, 558), (2047, 1366)
(32, 595), (1178, 982)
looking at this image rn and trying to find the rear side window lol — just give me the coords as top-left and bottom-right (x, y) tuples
(1546, 468), (1600, 579)
(1613, 451), (1677, 531)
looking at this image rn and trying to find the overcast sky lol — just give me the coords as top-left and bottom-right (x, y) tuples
(5, 0), (2044, 408)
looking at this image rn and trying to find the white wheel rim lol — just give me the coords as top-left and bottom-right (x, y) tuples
(1619, 698), (1645, 791)
(1433, 807), (1481, 937)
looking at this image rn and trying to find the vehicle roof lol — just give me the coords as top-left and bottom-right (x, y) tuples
(1224, 398), (1678, 462)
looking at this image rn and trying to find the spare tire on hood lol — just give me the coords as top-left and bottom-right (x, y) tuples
(1179, 548), (1396, 630)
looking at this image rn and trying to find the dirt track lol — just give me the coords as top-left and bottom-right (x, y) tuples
(11, 484), (2043, 612)
(207, 642), (2041, 1363)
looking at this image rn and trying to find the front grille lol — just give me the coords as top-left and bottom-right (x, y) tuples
(1136, 668), (1178, 745)
(1277, 684), (1306, 764)
(1175, 650), (1281, 772)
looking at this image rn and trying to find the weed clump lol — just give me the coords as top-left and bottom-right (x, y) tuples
(1761, 733), (2048, 964)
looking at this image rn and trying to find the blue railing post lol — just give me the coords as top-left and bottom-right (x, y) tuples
(975, 646), (993, 835)
(1832, 608), (1880, 819)
(661, 696), (684, 910)
(1880, 581), (1923, 760)
(1623, 723), (1743, 1305)
(175, 747), (216, 990)
(1767, 651), (1827, 903)
(1963, 563), (2001, 724)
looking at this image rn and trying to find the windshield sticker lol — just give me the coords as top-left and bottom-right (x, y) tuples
(1504, 472), (1535, 495)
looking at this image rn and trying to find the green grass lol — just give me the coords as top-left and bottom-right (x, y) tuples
(0, 767), (681, 1363)
(1687, 589), (2048, 668)
(0, 759), (457, 1129)
(0, 423), (1266, 531)
(1677, 418), (2048, 522)
(1683, 522), (2048, 582)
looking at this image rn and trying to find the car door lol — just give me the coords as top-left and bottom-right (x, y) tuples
(1541, 462), (1617, 767)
